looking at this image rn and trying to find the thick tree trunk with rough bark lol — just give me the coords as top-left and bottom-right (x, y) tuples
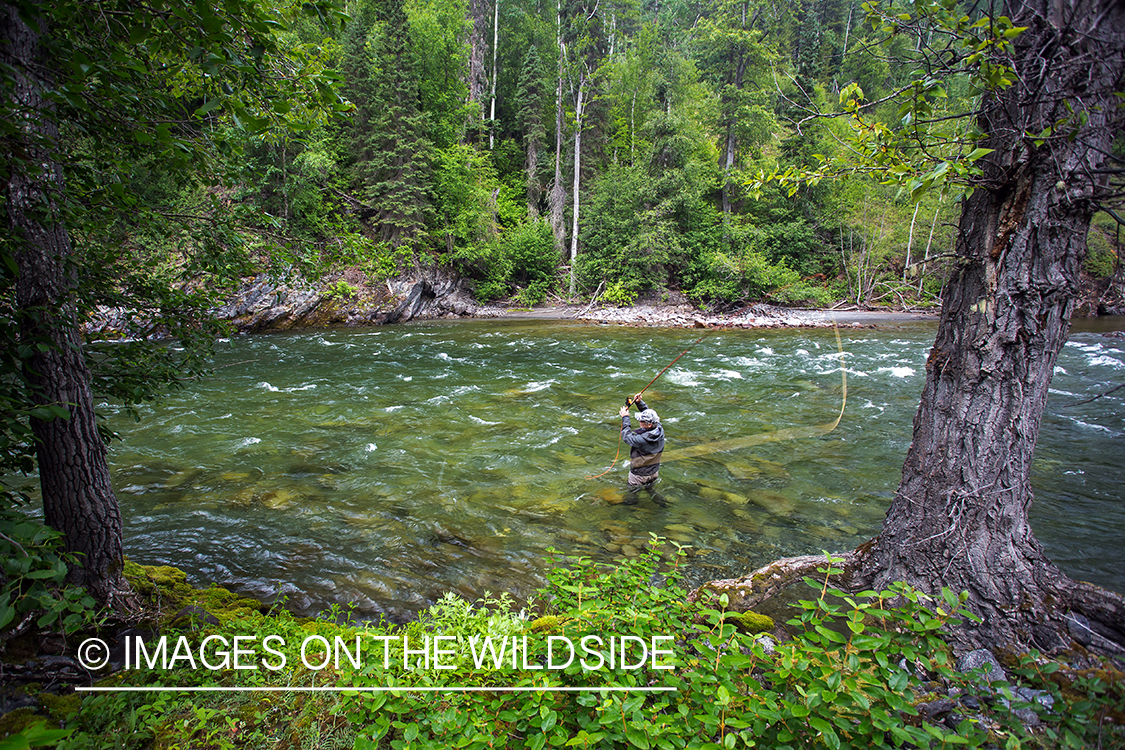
(2, 4), (133, 607)
(857, 0), (1125, 654)
(698, 0), (1125, 657)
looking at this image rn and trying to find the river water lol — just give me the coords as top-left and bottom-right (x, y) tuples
(96, 319), (1124, 618)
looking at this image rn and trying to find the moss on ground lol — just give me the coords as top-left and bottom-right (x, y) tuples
(0, 707), (40, 738)
(733, 610), (775, 634)
(122, 560), (266, 626)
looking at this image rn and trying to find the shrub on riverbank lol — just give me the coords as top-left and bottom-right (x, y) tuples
(4, 540), (1123, 749)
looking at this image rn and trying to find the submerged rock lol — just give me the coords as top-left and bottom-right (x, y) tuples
(745, 489), (796, 514)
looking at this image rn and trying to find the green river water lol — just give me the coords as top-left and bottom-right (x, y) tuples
(90, 318), (1124, 619)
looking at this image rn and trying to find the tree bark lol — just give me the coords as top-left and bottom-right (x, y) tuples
(721, 126), (737, 220)
(698, 0), (1125, 658)
(548, 4), (568, 261)
(467, 0), (490, 138)
(2, 3), (133, 607)
(569, 74), (585, 298)
(488, 0), (499, 149)
(526, 135), (540, 219)
(720, 50), (747, 222)
(904, 201), (919, 282)
(856, 0), (1125, 654)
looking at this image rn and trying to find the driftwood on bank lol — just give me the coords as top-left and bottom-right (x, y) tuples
(689, 550), (864, 614)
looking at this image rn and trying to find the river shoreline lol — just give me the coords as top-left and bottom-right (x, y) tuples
(101, 269), (1121, 337)
(474, 301), (941, 329)
(167, 270), (944, 335)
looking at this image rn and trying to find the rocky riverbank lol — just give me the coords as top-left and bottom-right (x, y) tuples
(101, 268), (938, 335)
(562, 301), (937, 328)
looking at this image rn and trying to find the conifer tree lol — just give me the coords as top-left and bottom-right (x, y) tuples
(515, 45), (548, 219)
(693, 0), (773, 223)
(342, 0), (434, 250)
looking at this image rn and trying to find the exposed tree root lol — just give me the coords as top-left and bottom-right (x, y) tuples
(690, 546), (1125, 663)
(688, 550), (864, 613)
(1052, 576), (1125, 656)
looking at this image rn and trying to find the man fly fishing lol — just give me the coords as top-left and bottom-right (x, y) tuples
(620, 393), (664, 489)
(585, 335), (702, 491)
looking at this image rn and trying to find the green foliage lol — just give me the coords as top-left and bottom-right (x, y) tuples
(751, 0), (1031, 205)
(0, 310), (49, 505)
(1, 0), (351, 521)
(602, 280), (639, 307)
(435, 144), (508, 259)
(0, 720), (74, 750)
(686, 222), (803, 305)
(6, 0), (1019, 324)
(465, 220), (557, 304)
(1086, 215), (1120, 278)
(325, 279), (358, 300)
(32, 545), (1125, 749)
(577, 162), (703, 297)
(405, 0), (473, 151)
(341, 0), (434, 251)
(57, 608), (361, 750)
(0, 510), (98, 636)
(770, 279), (838, 307)
(341, 543), (1125, 749)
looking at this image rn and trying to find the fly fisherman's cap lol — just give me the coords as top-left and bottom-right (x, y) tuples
(637, 408), (660, 424)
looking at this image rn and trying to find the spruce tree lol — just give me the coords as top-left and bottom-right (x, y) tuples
(515, 45), (548, 219)
(342, 0), (433, 250)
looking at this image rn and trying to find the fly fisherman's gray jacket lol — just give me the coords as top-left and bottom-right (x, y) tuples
(621, 397), (664, 479)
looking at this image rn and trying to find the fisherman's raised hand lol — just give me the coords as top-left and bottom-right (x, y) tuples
(619, 406), (629, 417)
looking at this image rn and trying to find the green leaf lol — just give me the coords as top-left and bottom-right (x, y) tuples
(0, 604), (14, 630)
(625, 728), (650, 749)
(25, 568), (59, 580)
(195, 98), (224, 116)
(0, 721), (74, 750)
(808, 716), (839, 749)
(622, 695), (645, 714)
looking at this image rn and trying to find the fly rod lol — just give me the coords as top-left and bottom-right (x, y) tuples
(587, 334), (708, 480)
(624, 334), (707, 407)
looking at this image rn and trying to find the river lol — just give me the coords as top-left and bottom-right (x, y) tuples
(93, 318), (1124, 618)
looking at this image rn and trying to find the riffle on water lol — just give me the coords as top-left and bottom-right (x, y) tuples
(94, 319), (1125, 618)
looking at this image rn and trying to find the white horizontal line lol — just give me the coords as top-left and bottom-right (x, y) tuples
(76, 686), (677, 693)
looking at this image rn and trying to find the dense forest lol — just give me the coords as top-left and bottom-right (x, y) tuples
(3, 3), (1125, 746)
(73, 0), (1120, 313)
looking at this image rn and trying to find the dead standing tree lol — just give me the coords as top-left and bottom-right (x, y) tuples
(703, 0), (1125, 656)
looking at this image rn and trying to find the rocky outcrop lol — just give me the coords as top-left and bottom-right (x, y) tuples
(82, 266), (942, 340)
(212, 268), (481, 333)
